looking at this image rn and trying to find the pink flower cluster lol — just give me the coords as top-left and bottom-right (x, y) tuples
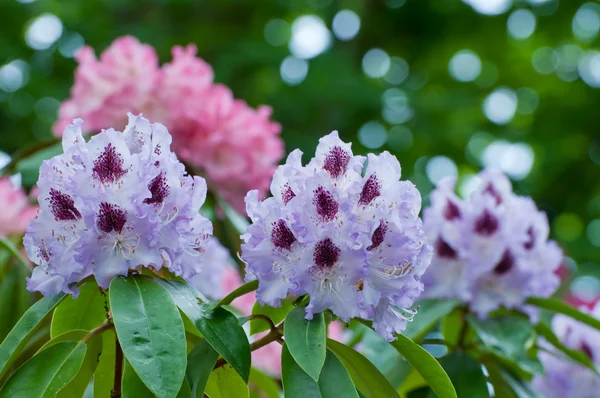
(54, 36), (283, 211)
(0, 177), (37, 237)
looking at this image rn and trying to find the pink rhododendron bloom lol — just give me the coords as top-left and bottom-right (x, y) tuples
(0, 177), (37, 236)
(54, 36), (283, 212)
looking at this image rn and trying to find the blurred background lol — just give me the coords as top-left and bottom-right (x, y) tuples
(1, 0), (599, 301)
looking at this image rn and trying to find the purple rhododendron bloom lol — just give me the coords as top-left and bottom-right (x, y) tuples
(422, 170), (563, 319)
(188, 237), (232, 300)
(241, 131), (432, 341)
(24, 114), (213, 296)
(532, 303), (600, 398)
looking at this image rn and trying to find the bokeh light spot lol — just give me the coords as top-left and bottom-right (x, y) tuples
(289, 15), (331, 59)
(555, 213), (584, 242)
(426, 156), (458, 185)
(280, 56), (308, 85)
(463, 0), (512, 16)
(507, 9), (536, 40)
(332, 10), (361, 41)
(264, 19), (290, 47)
(26, 13), (63, 50)
(449, 50), (482, 82)
(358, 121), (387, 149)
(483, 87), (517, 125)
(482, 140), (534, 180)
(362, 48), (391, 78)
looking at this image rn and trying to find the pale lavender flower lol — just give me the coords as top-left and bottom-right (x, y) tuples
(25, 114), (212, 296)
(532, 303), (600, 398)
(241, 131), (431, 340)
(422, 170), (562, 318)
(188, 237), (232, 299)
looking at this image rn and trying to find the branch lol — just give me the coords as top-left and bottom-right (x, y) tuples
(213, 327), (282, 370)
(213, 280), (259, 309)
(81, 321), (114, 343)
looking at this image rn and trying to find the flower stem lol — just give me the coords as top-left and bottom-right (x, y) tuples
(81, 321), (114, 343)
(213, 326), (282, 370)
(111, 337), (123, 398)
(214, 280), (259, 309)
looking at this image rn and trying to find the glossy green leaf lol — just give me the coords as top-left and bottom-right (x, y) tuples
(284, 307), (326, 381)
(527, 297), (600, 331)
(318, 350), (359, 398)
(250, 300), (293, 335)
(205, 364), (249, 398)
(534, 322), (597, 372)
(122, 359), (152, 398)
(15, 141), (63, 187)
(249, 368), (280, 398)
(213, 280), (258, 309)
(327, 338), (400, 398)
(0, 264), (30, 342)
(281, 343), (321, 398)
(0, 341), (86, 397)
(162, 279), (251, 384)
(483, 362), (517, 398)
(441, 308), (463, 347)
(0, 237), (30, 269)
(403, 299), (460, 342)
(390, 334), (456, 398)
(177, 378), (192, 398)
(0, 292), (65, 381)
(51, 280), (106, 338)
(187, 339), (219, 398)
(57, 333), (103, 398)
(110, 276), (186, 398)
(94, 329), (116, 398)
(440, 352), (489, 398)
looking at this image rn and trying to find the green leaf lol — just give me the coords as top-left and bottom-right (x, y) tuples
(483, 362), (517, 398)
(284, 307), (326, 381)
(51, 280), (106, 338)
(439, 352), (489, 398)
(161, 279), (251, 383)
(441, 308), (463, 347)
(318, 350), (359, 398)
(0, 264), (31, 342)
(389, 334), (456, 398)
(527, 297), (600, 331)
(281, 343), (321, 398)
(534, 322), (597, 372)
(250, 300), (293, 335)
(122, 359), (152, 398)
(110, 276), (187, 398)
(57, 333), (103, 398)
(403, 300), (460, 342)
(0, 341), (86, 397)
(205, 365), (250, 398)
(0, 293), (65, 381)
(195, 307), (251, 383)
(249, 368), (280, 398)
(177, 378), (192, 398)
(186, 339), (219, 398)
(0, 237), (30, 269)
(326, 338), (400, 398)
(94, 329), (116, 398)
(467, 315), (541, 375)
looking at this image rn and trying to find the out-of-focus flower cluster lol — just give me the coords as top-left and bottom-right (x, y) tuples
(0, 177), (37, 237)
(25, 114), (213, 296)
(190, 237), (344, 376)
(422, 170), (563, 319)
(54, 36), (283, 211)
(241, 131), (432, 341)
(532, 303), (600, 398)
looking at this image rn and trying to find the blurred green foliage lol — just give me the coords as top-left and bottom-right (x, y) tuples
(1, 0), (599, 273)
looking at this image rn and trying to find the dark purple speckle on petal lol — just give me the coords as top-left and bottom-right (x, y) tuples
(493, 250), (514, 275)
(271, 219), (296, 251)
(97, 202), (127, 234)
(323, 146), (350, 179)
(313, 186), (338, 222)
(443, 200), (461, 221)
(282, 184), (296, 205)
(484, 183), (502, 205)
(359, 174), (381, 206)
(436, 238), (457, 259)
(524, 227), (535, 250)
(92, 143), (128, 184)
(144, 172), (170, 205)
(367, 221), (387, 251)
(314, 238), (341, 269)
(49, 188), (81, 221)
(474, 209), (499, 236)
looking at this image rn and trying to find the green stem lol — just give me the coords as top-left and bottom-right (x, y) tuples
(81, 321), (114, 344)
(213, 326), (282, 370)
(213, 280), (259, 309)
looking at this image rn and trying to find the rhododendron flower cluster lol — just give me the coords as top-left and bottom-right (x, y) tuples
(0, 177), (38, 236)
(422, 170), (563, 318)
(532, 303), (600, 397)
(54, 36), (283, 211)
(241, 131), (432, 341)
(24, 114), (212, 296)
